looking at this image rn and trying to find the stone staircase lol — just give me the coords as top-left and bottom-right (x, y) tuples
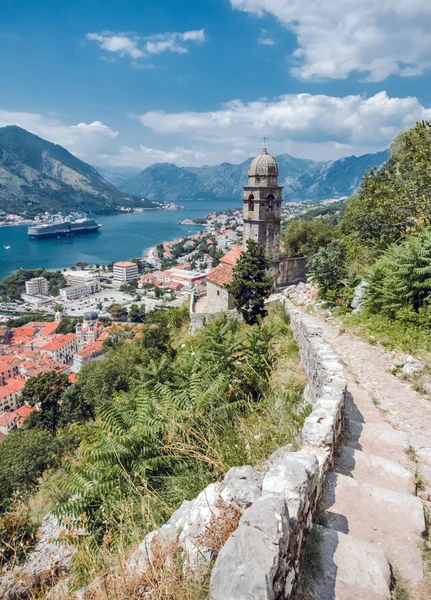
(308, 375), (426, 599)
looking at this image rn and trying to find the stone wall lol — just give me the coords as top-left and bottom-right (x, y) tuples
(209, 294), (347, 600)
(269, 256), (307, 289)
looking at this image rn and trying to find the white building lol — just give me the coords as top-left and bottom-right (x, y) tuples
(64, 270), (100, 286)
(41, 333), (77, 363)
(25, 277), (49, 295)
(59, 279), (101, 300)
(113, 261), (139, 284)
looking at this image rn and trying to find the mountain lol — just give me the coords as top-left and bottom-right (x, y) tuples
(94, 165), (142, 189)
(0, 126), (154, 216)
(119, 150), (389, 203)
(284, 150), (390, 201)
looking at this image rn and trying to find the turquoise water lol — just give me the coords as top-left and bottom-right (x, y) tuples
(0, 199), (240, 280)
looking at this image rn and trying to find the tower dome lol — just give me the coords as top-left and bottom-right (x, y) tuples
(248, 147), (278, 178)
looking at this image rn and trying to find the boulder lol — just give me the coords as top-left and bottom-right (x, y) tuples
(351, 281), (368, 312)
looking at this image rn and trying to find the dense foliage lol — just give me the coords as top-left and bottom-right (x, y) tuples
(308, 240), (348, 300)
(226, 239), (273, 324)
(342, 121), (431, 257)
(363, 229), (431, 326)
(282, 219), (337, 258)
(53, 309), (305, 558)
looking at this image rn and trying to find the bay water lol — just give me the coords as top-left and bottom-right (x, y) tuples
(0, 199), (240, 280)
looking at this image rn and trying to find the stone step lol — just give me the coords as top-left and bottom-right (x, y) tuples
(345, 419), (410, 466)
(345, 388), (386, 425)
(322, 471), (425, 582)
(335, 446), (414, 494)
(308, 525), (391, 600)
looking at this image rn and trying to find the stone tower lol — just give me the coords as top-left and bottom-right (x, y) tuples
(243, 146), (282, 256)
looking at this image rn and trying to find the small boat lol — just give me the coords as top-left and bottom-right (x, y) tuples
(3, 245), (10, 250)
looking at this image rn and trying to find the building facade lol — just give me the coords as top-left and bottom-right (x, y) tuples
(59, 279), (101, 300)
(113, 261), (139, 283)
(25, 277), (49, 295)
(243, 147), (282, 256)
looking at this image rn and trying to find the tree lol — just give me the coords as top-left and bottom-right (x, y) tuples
(282, 219), (337, 258)
(0, 429), (80, 513)
(107, 304), (128, 321)
(154, 286), (163, 298)
(54, 303), (64, 313)
(58, 384), (96, 427)
(341, 121), (431, 256)
(22, 372), (70, 435)
(75, 262), (89, 270)
(308, 239), (348, 300)
(128, 303), (146, 323)
(226, 239), (273, 325)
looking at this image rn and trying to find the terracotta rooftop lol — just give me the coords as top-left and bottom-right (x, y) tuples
(206, 263), (234, 288)
(220, 245), (243, 266)
(114, 261), (138, 268)
(41, 333), (76, 352)
(0, 412), (17, 426)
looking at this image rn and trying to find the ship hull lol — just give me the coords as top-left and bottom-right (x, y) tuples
(28, 225), (101, 239)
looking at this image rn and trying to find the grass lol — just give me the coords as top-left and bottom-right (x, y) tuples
(341, 310), (431, 359)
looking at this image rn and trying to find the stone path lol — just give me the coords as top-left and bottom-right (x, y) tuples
(299, 315), (431, 600)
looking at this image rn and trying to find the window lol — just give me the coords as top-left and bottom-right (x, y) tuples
(217, 290), (220, 296)
(249, 200), (254, 211)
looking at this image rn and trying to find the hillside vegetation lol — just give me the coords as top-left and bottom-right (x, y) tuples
(0, 304), (306, 595)
(282, 120), (431, 354)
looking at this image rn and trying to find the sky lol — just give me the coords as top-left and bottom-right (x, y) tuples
(1, 0), (431, 169)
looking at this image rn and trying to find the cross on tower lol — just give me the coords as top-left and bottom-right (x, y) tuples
(262, 136), (268, 146)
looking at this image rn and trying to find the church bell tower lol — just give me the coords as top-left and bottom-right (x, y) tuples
(243, 146), (282, 256)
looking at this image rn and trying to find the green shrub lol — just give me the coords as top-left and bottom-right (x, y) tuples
(282, 219), (337, 258)
(308, 239), (348, 300)
(364, 229), (431, 326)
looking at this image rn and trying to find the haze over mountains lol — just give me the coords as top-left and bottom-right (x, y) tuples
(103, 150), (389, 203)
(0, 126), (153, 216)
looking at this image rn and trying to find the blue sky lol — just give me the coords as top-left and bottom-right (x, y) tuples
(1, 0), (431, 168)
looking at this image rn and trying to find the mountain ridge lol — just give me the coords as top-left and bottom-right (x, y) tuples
(116, 150), (389, 203)
(0, 126), (154, 216)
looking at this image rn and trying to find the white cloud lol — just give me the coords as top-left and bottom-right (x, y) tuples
(230, 0), (431, 81)
(108, 144), (207, 168)
(86, 29), (206, 63)
(86, 33), (144, 59)
(136, 91), (431, 158)
(258, 29), (274, 45)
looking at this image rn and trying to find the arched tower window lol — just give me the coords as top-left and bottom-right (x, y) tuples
(248, 194), (254, 200)
(266, 194), (275, 200)
(248, 194), (254, 212)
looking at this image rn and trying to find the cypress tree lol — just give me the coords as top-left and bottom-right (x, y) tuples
(226, 239), (274, 325)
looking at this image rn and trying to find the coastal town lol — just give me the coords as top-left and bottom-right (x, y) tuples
(0, 192), (343, 441)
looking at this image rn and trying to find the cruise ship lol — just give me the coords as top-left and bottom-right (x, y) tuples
(28, 217), (102, 239)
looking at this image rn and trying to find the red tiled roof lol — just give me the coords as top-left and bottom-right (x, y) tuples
(220, 245), (243, 266)
(0, 412), (17, 426)
(114, 261), (137, 268)
(40, 321), (60, 336)
(206, 263), (234, 288)
(68, 373), (78, 384)
(41, 333), (76, 352)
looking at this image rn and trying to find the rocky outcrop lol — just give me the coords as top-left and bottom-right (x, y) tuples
(209, 295), (347, 599)
(0, 515), (76, 600)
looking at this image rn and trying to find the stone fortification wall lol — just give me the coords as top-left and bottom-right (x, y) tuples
(209, 295), (347, 600)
